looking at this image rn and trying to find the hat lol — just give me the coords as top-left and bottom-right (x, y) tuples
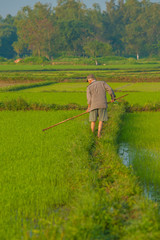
(87, 74), (96, 82)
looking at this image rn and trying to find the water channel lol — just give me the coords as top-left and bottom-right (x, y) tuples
(118, 143), (160, 203)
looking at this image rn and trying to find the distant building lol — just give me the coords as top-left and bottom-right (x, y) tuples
(14, 58), (22, 63)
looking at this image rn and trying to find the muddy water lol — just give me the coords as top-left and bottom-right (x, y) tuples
(118, 143), (160, 203)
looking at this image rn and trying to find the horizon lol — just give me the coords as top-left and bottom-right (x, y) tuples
(0, 0), (106, 18)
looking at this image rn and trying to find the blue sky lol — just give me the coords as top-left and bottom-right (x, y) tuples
(0, 0), (107, 18)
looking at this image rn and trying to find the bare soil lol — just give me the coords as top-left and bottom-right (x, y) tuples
(0, 82), (20, 88)
(0, 80), (41, 89)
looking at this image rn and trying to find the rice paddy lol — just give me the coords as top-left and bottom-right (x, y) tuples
(1, 62), (160, 239)
(0, 91), (87, 106)
(1, 61), (160, 83)
(0, 110), (93, 239)
(118, 112), (160, 196)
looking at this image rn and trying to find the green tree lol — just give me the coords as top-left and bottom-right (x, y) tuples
(2, 0), (160, 59)
(142, 2), (160, 56)
(122, 22), (146, 57)
(54, 0), (86, 21)
(12, 40), (29, 57)
(86, 3), (103, 41)
(15, 2), (55, 58)
(53, 19), (90, 56)
(0, 15), (17, 58)
(54, 0), (90, 56)
(122, 0), (160, 57)
(102, 0), (125, 55)
(83, 40), (112, 57)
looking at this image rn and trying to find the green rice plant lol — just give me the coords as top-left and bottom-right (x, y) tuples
(0, 98), (85, 111)
(1, 62), (160, 83)
(0, 71), (67, 82)
(0, 106), (160, 240)
(123, 91), (160, 107)
(119, 112), (160, 151)
(19, 82), (124, 93)
(0, 110), (93, 239)
(20, 82), (88, 93)
(28, 104), (160, 240)
(0, 85), (123, 110)
(117, 82), (160, 92)
(0, 92), (87, 106)
(1, 81), (160, 111)
(0, 81), (55, 92)
(1, 62), (160, 71)
(125, 102), (160, 112)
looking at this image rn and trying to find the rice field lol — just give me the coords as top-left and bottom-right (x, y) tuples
(0, 110), (94, 239)
(1, 81), (160, 109)
(1, 61), (160, 83)
(1, 105), (160, 239)
(118, 82), (160, 92)
(18, 82), (128, 92)
(124, 91), (160, 105)
(0, 91), (87, 106)
(0, 82), (124, 109)
(1, 62), (160, 239)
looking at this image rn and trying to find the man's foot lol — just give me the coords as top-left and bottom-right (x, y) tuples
(97, 133), (101, 138)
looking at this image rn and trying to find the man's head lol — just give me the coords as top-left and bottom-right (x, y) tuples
(87, 74), (96, 83)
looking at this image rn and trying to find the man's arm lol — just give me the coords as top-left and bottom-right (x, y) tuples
(86, 88), (91, 112)
(104, 82), (116, 101)
(86, 104), (91, 112)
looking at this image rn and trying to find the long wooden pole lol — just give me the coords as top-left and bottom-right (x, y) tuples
(42, 94), (128, 132)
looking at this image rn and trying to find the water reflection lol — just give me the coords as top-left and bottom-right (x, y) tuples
(118, 143), (130, 167)
(118, 143), (160, 204)
(144, 184), (160, 203)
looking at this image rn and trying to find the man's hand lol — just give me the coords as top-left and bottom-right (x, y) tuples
(86, 104), (91, 112)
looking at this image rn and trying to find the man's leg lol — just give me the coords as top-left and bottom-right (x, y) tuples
(98, 121), (103, 138)
(91, 121), (96, 133)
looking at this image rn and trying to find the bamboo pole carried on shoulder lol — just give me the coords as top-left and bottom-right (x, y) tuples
(42, 94), (128, 132)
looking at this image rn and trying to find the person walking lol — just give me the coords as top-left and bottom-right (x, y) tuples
(86, 74), (116, 138)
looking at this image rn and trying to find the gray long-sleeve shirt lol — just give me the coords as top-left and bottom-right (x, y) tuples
(87, 80), (116, 111)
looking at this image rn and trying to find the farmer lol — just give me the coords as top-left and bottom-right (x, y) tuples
(86, 74), (116, 138)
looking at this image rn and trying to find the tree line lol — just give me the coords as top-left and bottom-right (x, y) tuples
(0, 0), (160, 59)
